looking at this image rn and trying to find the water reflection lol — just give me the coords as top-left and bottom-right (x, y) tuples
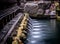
(56, 20), (60, 40)
(27, 19), (60, 44)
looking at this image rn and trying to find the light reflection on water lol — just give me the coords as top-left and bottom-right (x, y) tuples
(26, 19), (60, 44)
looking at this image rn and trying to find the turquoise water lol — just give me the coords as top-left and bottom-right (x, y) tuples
(26, 19), (60, 44)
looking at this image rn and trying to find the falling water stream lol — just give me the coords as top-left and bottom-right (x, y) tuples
(26, 18), (60, 44)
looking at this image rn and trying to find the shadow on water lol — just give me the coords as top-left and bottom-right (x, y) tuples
(45, 19), (60, 44)
(56, 20), (60, 44)
(26, 19), (60, 44)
